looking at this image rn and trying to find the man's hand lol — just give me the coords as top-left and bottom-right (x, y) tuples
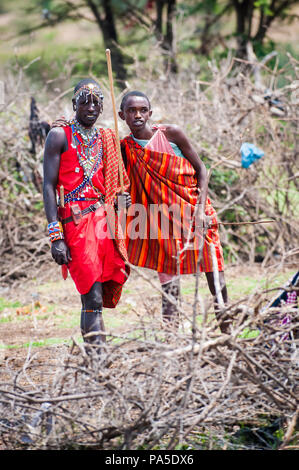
(51, 239), (72, 265)
(114, 192), (132, 211)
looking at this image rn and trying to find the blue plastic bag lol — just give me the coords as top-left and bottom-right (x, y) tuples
(240, 142), (264, 168)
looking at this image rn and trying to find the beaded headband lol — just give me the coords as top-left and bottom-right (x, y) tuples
(73, 83), (104, 104)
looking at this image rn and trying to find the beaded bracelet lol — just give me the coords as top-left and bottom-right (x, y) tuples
(48, 221), (64, 243)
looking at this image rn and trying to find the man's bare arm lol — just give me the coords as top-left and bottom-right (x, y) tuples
(43, 127), (71, 265)
(43, 127), (66, 221)
(164, 124), (208, 205)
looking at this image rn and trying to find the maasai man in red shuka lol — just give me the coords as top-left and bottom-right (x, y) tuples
(119, 91), (230, 333)
(43, 79), (131, 354)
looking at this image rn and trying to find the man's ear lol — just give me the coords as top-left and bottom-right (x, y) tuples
(72, 98), (76, 111)
(118, 110), (125, 121)
(149, 109), (153, 118)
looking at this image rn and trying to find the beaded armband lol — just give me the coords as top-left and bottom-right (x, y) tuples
(48, 221), (64, 243)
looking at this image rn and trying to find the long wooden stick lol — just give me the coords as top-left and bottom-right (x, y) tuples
(105, 48), (124, 193)
(210, 219), (275, 227)
(60, 185), (64, 208)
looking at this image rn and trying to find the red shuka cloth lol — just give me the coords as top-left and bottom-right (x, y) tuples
(57, 125), (130, 308)
(121, 135), (225, 275)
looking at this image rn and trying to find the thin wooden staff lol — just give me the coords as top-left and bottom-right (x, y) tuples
(60, 185), (64, 208)
(209, 219), (275, 227)
(105, 48), (124, 194)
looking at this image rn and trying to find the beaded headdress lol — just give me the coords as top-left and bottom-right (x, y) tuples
(73, 83), (104, 104)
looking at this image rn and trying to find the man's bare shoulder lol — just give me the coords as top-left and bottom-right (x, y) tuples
(44, 126), (67, 153)
(47, 126), (66, 142)
(48, 126), (66, 138)
(163, 123), (181, 132)
(163, 124), (185, 143)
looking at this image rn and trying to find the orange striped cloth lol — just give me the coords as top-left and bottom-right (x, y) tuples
(121, 136), (224, 274)
(99, 127), (131, 306)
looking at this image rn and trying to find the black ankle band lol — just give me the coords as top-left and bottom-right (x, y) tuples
(82, 309), (102, 315)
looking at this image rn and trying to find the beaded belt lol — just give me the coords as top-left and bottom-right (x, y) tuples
(61, 197), (105, 225)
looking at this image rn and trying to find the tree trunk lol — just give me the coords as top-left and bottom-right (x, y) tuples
(86, 0), (127, 87)
(155, 0), (178, 73)
(155, 0), (163, 36)
(233, 0), (254, 58)
(253, 0), (294, 43)
(233, 0), (297, 54)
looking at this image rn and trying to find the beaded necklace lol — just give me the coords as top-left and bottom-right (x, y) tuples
(71, 119), (101, 177)
(66, 119), (104, 203)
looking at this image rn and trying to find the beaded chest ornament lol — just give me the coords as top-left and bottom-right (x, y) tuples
(64, 119), (104, 204)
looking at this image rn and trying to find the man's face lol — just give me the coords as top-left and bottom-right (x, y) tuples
(119, 96), (152, 133)
(74, 92), (103, 128)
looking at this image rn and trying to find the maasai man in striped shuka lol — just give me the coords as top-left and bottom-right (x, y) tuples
(43, 79), (131, 354)
(119, 91), (229, 333)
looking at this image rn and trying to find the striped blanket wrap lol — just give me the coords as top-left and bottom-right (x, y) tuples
(121, 136), (224, 275)
(99, 128), (131, 307)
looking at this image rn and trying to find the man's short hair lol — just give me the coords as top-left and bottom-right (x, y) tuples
(120, 91), (151, 111)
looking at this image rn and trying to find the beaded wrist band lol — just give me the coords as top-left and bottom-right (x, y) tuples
(48, 221), (64, 243)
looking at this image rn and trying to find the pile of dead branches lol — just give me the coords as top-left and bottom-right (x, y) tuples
(0, 282), (298, 450)
(0, 71), (50, 286)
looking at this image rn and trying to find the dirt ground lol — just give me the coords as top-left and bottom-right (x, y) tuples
(0, 261), (296, 370)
